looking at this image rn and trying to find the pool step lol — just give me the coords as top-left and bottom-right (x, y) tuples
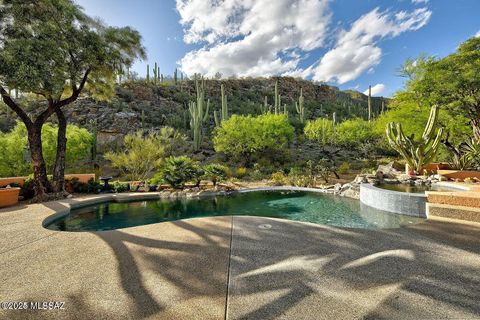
(426, 203), (480, 223)
(427, 191), (480, 209)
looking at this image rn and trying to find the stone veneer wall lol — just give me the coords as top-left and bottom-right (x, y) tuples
(360, 184), (427, 217)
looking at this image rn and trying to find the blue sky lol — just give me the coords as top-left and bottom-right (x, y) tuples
(76, 0), (479, 97)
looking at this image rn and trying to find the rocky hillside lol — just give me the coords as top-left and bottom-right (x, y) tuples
(0, 77), (386, 152)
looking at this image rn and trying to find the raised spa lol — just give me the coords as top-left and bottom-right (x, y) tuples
(45, 190), (423, 231)
(376, 183), (458, 194)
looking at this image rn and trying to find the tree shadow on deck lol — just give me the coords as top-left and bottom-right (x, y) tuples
(227, 217), (480, 319)
(1, 217), (234, 320)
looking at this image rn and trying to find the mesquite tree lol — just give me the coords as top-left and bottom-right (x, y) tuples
(0, 0), (145, 200)
(396, 37), (480, 139)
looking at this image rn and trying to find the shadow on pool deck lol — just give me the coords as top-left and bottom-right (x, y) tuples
(1, 215), (233, 320)
(1, 198), (480, 319)
(227, 217), (480, 319)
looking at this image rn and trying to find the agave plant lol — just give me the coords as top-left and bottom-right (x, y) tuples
(443, 133), (480, 170)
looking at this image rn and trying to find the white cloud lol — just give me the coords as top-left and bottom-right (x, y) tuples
(412, 0), (429, 4)
(310, 7), (431, 84)
(177, 0), (331, 78)
(176, 1), (431, 83)
(475, 30), (480, 38)
(363, 84), (385, 96)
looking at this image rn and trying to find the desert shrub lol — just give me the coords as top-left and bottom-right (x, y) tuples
(338, 162), (351, 174)
(304, 118), (335, 145)
(112, 181), (130, 193)
(249, 163), (265, 181)
(235, 167), (248, 179)
(159, 156), (198, 189)
(213, 113), (294, 165)
(287, 168), (314, 187)
(315, 159), (338, 183)
(270, 171), (287, 185)
(203, 164), (229, 186)
(0, 122), (92, 177)
(336, 118), (378, 147)
(69, 178), (102, 194)
(149, 172), (164, 186)
(105, 128), (186, 181)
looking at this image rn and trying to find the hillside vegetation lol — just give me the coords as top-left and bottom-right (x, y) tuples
(0, 77), (386, 136)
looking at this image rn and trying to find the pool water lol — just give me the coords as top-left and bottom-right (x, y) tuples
(377, 183), (456, 194)
(46, 191), (423, 232)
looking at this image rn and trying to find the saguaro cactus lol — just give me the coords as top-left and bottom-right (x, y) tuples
(274, 81), (281, 115)
(141, 110), (146, 130)
(146, 64), (150, 82)
(189, 77), (210, 151)
(259, 96), (270, 114)
(368, 85), (372, 122)
(386, 105), (443, 174)
(174, 68), (178, 84)
(214, 84), (228, 126)
(332, 112), (336, 132)
(295, 88), (305, 123)
(153, 62), (157, 83)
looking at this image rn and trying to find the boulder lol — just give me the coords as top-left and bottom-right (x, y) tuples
(376, 161), (403, 179)
(334, 183), (342, 193)
(375, 170), (384, 181)
(398, 174), (414, 183)
(353, 175), (368, 184)
(464, 177), (475, 184)
(414, 179), (425, 185)
(341, 188), (360, 199)
(437, 175), (449, 182)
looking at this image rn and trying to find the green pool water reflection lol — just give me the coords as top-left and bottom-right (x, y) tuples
(46, 190), (424, 231)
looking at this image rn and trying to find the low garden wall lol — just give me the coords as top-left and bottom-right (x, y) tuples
(437, 170), (480, 181)
(64, 174), (96, 184)
(405, 163), (450, 175)
(360, 184), (427, 217)
(0, 174), (96, 188)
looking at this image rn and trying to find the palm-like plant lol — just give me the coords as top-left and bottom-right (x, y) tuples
(443, 133), (480, 170)
(161, 156), (198, 189)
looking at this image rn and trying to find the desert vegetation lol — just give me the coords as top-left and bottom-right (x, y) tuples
(1, 1), (479, 201)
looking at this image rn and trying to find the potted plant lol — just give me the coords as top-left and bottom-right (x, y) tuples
(0, 185), (21, 208)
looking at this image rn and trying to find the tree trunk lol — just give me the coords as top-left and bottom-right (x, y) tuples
(52, 109), (67, 194)
(27, 124), (50, 200)
(472, 118), (480, 141)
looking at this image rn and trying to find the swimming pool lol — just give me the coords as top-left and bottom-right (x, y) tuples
(45, 190), (424, 231)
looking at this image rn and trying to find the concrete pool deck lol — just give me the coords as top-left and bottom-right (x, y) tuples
(1, 196), (480, 319)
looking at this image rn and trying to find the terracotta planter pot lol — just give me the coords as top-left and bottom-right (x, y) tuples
(0, 188), (21, 208)
(0, 177), (26, 188)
